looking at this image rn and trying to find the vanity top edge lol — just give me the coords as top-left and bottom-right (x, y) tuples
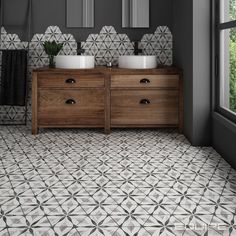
(33, 66), (182, 74)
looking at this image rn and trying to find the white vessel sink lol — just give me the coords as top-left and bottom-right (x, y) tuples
(55, 55), (95, 69)
(118, 55), (157, 69)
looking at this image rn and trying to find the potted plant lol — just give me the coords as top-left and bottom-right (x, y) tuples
(43, 41), (63, 68)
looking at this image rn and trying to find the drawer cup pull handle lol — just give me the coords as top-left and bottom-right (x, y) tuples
(66, 78), (76, 84)
(140, 99), (150, 105)
(65, 99), (76, 105)
(140, 78), (150, 84)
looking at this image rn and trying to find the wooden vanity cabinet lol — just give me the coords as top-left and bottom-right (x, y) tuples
(32, 71), (107, 135)
(32, 67), (183, 134)
(110, 73), (182, 130)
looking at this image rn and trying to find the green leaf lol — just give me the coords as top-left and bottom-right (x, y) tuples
(43, 40), (64, 56)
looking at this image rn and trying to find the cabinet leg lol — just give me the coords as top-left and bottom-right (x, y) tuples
(32, 125), (38, 135)
(104, 128), (111, 135)
(178, 125), (183, 134)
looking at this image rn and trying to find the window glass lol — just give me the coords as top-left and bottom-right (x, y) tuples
(220, 28), (236, 113)
(221, 0), (236, 23)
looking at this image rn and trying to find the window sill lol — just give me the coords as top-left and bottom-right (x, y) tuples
(213, 112), (236, 133)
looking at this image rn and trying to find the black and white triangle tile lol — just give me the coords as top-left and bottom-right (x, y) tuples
(0, 27), (29, 124)
(140, 26), (173, 66)
(82, 26), (134, 66)
(29, 26), (77, 70)
(0, 126), (236, 235)
(0, 26), (77, 124)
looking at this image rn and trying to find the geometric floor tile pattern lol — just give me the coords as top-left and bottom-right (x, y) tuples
(0, 126), (236, 236)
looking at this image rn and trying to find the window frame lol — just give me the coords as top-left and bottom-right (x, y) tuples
(215, 0), (236, 123)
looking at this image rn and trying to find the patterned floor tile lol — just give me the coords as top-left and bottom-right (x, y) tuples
(148, 227), (187, 236)
(0, 229), (9, 236)
(113, 227), (147, 236)
(144, 215), (184, 228)
(0, 127), (236, 235)
(75, 227), (119, 236)
(5, 215), (28, 227)
(84, 205), (118, 216)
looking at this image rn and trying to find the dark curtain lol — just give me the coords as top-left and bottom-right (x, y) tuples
(0, 50), (28, 106)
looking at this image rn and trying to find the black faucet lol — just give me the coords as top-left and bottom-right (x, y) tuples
(134, 41), (142, 55)
(77, 42), (85, 55)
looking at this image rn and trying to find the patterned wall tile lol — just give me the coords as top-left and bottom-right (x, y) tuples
(0, 26), (77, 124)
(0, 25), (173, 124)
(82, 26), (134, 66)
(0, 27), (29, 124)
(140, 26), (173, 66)
(0, 27), (28, 51)
(29, 26), (77, 69)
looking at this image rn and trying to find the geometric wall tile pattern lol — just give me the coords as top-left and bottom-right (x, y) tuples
(0, 26), (77, 124)
(0, 27), (30, 124)
(0, 25), (173, 124)
(82, 26), (134, 66)
(82, 26), (173, 66)
(29, 26), (77, 69)
(0, 127), (235, 235)
(140, 26), (173, 66)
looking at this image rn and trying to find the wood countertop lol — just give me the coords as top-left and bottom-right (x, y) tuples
(33, 66), (182, 75)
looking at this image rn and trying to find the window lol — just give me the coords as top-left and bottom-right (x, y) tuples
(216, 0), (236, 121)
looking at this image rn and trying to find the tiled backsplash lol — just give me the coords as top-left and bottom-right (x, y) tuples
(0, 25), (173, 124)
(140, 26), (172, 65)
(82, 25), (172, 66)
(82, 26), (134, 66)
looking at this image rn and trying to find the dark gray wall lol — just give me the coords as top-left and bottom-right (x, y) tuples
(172, 0), (211, 146)
(213, 113), (236, 169)
(172, 0), (193, 143)
(2, 0), (173, 41)
(192, 0), (211, 145)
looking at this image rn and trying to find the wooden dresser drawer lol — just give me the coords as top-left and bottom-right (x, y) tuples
(38, 73), (104, 88)
(111, 75), (179, 89)
(38, 89), (104, 125)
(111, 90), (179, 125)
